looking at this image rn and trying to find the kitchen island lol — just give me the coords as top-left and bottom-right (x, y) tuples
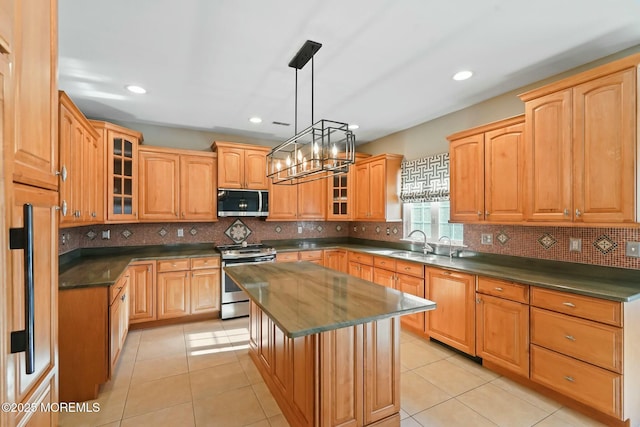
(224, 261), (436, 427)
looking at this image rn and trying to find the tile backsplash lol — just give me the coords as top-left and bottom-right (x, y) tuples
(60, 218), (640, 270)
(59, 218), (349, 255)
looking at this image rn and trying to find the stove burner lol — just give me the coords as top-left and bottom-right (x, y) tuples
(216, 242), (276, 259)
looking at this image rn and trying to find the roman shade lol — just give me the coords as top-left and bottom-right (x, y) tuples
(400, 152), (449, 202)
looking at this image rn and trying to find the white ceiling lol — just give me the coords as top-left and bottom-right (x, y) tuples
(58, 0), (640, 145)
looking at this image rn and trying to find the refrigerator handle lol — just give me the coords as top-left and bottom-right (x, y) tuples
(9, 203), (35, 375)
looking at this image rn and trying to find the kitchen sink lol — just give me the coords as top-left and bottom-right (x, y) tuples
(389, 251), (438, 262)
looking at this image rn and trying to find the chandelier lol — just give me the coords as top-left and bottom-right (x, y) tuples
(266, 40), (356, 184)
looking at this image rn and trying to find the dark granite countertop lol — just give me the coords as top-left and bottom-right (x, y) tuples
(224, 262), (436, 338)
(268, 241), (640, 302)
(58, 240), (640, 302)
(59, 244), (219, 290)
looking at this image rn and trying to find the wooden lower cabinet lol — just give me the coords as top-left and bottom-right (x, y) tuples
(158, 270), (190, 319)
(373, 267), (395, 289)
(323, 249), (348, 273)
(110, 274), (130, 373)
(349, 261), (373, 281)
(249, 302), (400, 426)
(425, 267), (476, 355)
(396, 273), (425, 333)
(129, 261), (156, 324)
(190, 268), (220, 314)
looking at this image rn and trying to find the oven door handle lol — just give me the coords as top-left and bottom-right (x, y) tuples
(223, 260), (274, 267)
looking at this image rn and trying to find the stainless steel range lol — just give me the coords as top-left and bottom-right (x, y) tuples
(217, 243), (276, 319)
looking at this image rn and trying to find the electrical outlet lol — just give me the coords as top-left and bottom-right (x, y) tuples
(297, 225), (303, 234)
(569, 237), (582, 252)
(177, 228), (184, 237)
(386, 227), (390, 236)
(481, 233), (493, 245)
(61, 233), (67, 245)
(102, 230), (110, 240)
(625, 241), (640, 258)
(353, 226), (357, 232)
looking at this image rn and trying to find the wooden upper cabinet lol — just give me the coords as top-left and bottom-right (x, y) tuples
(59, 93), (103, 227)
(180, 154), (216, 221)
(213, 141), (270, 190)
(137, 146), (217, 222)
(485, 121), (525, 222)
(297, 178), (326, 219)
(326, 153), (370, 221)
(573, 68), (636, 224)
(268, 181), (298, 220)
(91, 121), (143, 223)
(139, 149), (180, 220)
(520, 53), (640, 225)
(353, 154), (402, 221)
(448, 115), (524, 223)
(11, 0), (58, 190)
(523, 90), (572, 222)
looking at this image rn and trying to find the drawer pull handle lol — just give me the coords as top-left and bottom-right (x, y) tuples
(562, 302), (576, 308)
(494, 287), (503, 291)
(564, 376), (575, 383)
(443, 271), (452, 275)
(565, 335), (576, 341)
(172, 263), (177, 267)
(404, 267), (410, 270)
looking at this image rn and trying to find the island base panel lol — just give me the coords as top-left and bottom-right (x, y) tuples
(248, 302), (400, 426)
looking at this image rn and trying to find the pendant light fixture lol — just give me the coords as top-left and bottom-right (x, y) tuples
(266, 40), (356, 184)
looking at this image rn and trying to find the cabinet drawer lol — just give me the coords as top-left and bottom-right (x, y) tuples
(530, 288), (621, 326)
(299, 250), (323, 261)
(191, 256), (220, 270)
(477, 277), (528, 303)
(276, 252), (299, 262)
(348, 252), (373, 266)
(374, 256), (396, 270)
(157, 258), (191, 272)
(110, 274), (129, 305)
(395, 260), (424, 278)
(530, 307), (622, 372)
(531, 345), (621, 418)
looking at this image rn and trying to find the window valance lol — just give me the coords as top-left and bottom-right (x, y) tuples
(400, 152), (449, 202)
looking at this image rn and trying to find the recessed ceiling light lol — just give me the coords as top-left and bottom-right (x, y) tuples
(348, 124), (359, 130)
(249, 117), (262, 124)
(452, 70), (473, 81)
(126, 85), (147, 94)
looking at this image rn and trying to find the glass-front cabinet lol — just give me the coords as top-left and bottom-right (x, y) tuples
(90, 121), (142, 222)
(326, 153), (370, 221)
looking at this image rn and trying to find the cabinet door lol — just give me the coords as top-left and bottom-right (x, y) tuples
(82, 131), (102, 222)
(426, 268), (476, 355)
(119, 278), (130, 353)
(396, 273), (425, 332)
(180, 155), (216, 220)
(218, 147), (244, 188)
(8, 184), (58, 413)
(190, 268), (220, 314)
(245, 149), (269, 189)
(368, 159), (387, 220)
(573, 68), (636, 223)
(524, 90), (572, 222)
(323, 249), (348, 273)
(476, 294), (529, 377)
(484, 122), (525, 222)
(297, 178), (326, 219)
(158, 271), (190, 319)
(359, 264), (373, 282)
(373, 267), (395, 289)
(268, 181), (298, 220)
(107, 131), (138, 221)
(12, 0), (57, 190)
(109, 291), (122, 372)
(450, 133), (484, 222)
(353, 163), (370, 220)
(139, 150), (180, 220)
(129, 263), (156, 324)
(327, 170), (351, 220)
(58, 103), (76, 225)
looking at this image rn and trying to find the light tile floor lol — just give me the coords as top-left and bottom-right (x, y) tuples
(59, 318), (608, 427)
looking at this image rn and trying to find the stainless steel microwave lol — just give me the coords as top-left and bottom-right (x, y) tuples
(217, 189), (269, 217)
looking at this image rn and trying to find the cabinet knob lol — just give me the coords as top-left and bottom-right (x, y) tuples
(121, 294), (126, 302)
(562, 302), (576, 308)
(91, 212), (97, 218)
(476, 298), (481, 304)
(56, 165), (68, 182)
(60, 200), (68, 216)
(563, 208), (570, 216)
(564, 335), (576, 341)
(175, 212), (179, 217)
(485, 211), (490, 216)
(477, 211), (482, 217)
(494, 287), (503, 292)
(182, 212), (185, 218)
(564, 376), (575, 383)
(575, 209), (582, 217)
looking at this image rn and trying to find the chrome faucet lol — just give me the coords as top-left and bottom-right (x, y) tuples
(438, 235), (454, 260)
(408, 230), (434, 255)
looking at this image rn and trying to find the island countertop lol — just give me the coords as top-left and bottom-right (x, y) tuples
(223, 261), (436, 338)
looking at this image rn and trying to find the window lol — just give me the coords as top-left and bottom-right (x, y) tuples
(403, 201), (463, 243)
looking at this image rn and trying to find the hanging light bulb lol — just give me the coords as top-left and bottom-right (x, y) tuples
(313, 142), (319, 156)
(276, 160), (281, 171)
(297, 150), (303, 162)
(286, 155), (291, 166)
(331, 144), (338, 157)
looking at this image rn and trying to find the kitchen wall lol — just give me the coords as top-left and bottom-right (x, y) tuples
(358, 44), (640, 161)
(59, 218), (349, 255)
